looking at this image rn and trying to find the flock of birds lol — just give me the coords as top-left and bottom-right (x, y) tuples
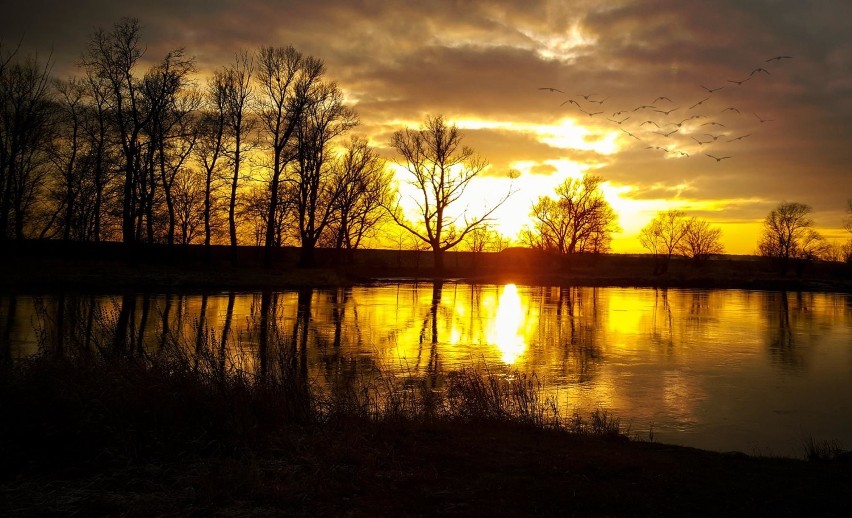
(539, 55), (793, 163)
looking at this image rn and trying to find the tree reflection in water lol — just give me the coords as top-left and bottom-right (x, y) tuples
(3, 285), (852, 454)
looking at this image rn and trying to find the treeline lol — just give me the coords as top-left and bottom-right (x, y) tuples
(2, 18), (850, 271)
(0, 18), (392, 266)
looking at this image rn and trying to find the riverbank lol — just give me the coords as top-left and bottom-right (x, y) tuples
(2, 240), (850, 293)
(2, 352), (851, 516)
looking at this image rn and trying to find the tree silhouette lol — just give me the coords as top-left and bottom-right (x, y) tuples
(757, 201), (826, 270)
(677, 217), (724, 263)
(0, 47), (54, 240)
(255, 45), (324, 264)
(639, 210), (690, 274)
(524, 174), (619, 254)
(325, 136), (393, 253)
(388, 115), (512, 271)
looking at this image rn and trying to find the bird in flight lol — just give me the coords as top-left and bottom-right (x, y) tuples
(539, 87), (564, 93)
(691, 136), (710, 145)
(589, 96), (609, 105)
(676, 115), (701, 127)
(560, 98), (580, 107)
(676, 151), (690, 157)
(578, 107), (603, 116)
(654, 129), (678, 137)
(701, 121), (726, 127)
(727, 77), (751, 86)
(621, 128), (640, 140)
(654, 107), (679, 115)
(640, 120), (660, 127)
(651, 96), (673, 104)
(633, 104), (656, 111)
(577, 93), (598, 100)
(706, 154), (732, 162)
(727, 134), (751, 142)
(704, 133), (723, 141)
(750, 67), (771, 76)
(607, 115), (630, 124)
(721, 107), (740, 114)
(753, 113), (774, 123)
(700, 84), (724, 93)
(612, 110), (628, 117)
(765, 55), (792, 63)
(689, 97), (710, 109)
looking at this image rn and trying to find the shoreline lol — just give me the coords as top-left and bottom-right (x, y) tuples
(2, 241), (850, 293)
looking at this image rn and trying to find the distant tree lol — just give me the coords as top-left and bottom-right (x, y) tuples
(639, 210), (690, 274)
(677, 217), (724, 263)
(172, 166), (206, 244)
(844, 199), (852, 234)
(757, 201), (826, 269)
(388, 115), (512, 271)
(464, 222), (507, 253)
(526, 174), (619, 254)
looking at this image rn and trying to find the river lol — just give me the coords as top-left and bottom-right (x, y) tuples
(2, 283), (850, 456)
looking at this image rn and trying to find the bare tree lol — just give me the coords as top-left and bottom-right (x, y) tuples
(221, 52), (253, 252)
(82, 18), (149, 244)
(757, 202), (825, 269)
(289, 80), (357, 266)
(0, 49), (54, 240)
(46, 77), (87, 240)
(639, 210), (690, 274)
(464, 222), (506, 253)
(325, 136), (392, 253)
(195, 70), (230, 246)
(388, 115), (512, 271)
(172, 166), (206, 244)
(255, 46), (324, 263)
(677, 217), (724, 263)
(843, 199), (852, 234)
(139, 50), (197, 244)
(526, 174), (619, 254)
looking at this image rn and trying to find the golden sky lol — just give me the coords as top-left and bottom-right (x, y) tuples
(4, 0), (851, 253)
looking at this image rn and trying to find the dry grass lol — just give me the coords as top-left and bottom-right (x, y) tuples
(3, 311), (851, 515)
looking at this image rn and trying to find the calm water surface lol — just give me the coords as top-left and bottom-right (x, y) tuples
(2, 283), (850, 456)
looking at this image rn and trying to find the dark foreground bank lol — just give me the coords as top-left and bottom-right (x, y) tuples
(2, 351), (851, 517)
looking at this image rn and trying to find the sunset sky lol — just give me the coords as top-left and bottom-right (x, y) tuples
(4, 0), (851, 253)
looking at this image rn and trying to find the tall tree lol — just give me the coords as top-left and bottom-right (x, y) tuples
(221, 52), (253, 253)
(0, 49), (54, 240)
(289, 80), (357, 266)
(255, 46), (323, 263)
(194, 72), (229, 247)
(82, 18), (149, 244)
(139, 50), (197, 245)
(388, 115), (512, 271)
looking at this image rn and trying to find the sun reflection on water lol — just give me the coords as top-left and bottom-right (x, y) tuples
(489, 284), (526, 364)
